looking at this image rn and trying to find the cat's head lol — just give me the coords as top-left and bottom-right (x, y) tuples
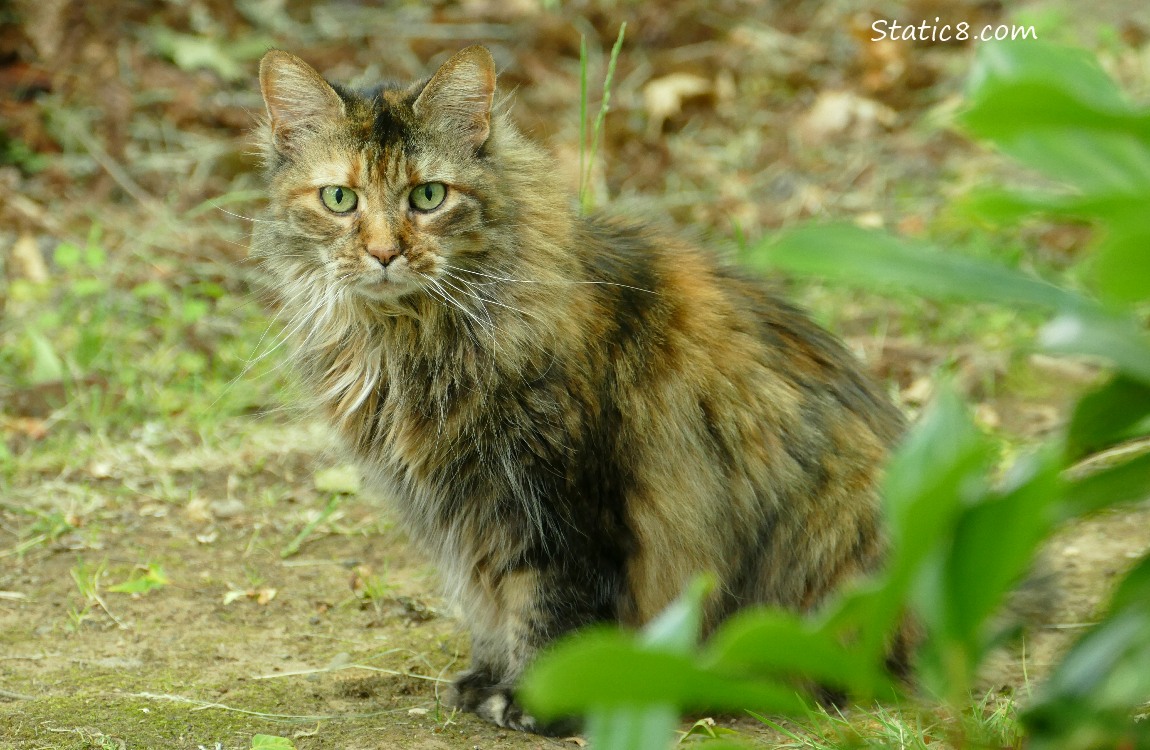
(254, 46), (518, 308)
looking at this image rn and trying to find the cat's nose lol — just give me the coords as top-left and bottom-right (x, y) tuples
(367, 246), (402, 266)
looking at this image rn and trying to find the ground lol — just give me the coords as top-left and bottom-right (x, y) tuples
(2, 0), (1149, 748)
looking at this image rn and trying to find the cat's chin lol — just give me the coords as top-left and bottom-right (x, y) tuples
(354, 281), (419, 303)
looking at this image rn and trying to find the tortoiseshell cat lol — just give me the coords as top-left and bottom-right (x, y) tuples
(252, 46), (906, 733)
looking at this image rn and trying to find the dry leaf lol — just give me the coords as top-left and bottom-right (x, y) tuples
(10, 233), (48, 282)
(223, 587), (278, 606)
(643, 72), (712, 136)
(797, 90), (896, 144)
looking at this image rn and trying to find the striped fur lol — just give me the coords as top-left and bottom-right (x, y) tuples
(252, 47), (906, 733)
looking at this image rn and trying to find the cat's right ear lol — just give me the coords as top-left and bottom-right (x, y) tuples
(259, 50), (345, 153)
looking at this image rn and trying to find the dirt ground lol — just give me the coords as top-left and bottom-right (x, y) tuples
(2, 0), (1150, 748)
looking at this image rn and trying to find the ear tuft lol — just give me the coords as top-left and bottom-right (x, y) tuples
(412, 46), (496, 148)
(259, 50), (345, 153)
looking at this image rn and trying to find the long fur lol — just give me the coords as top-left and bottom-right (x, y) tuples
(252, 46), (906, 734)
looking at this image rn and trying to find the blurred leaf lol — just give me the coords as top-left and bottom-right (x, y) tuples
(84, 244), (107, 269)
(962, 41), (1150, 194)
(71, 278), (109, 297)
(947, 453), (1060, 633)
(147, 28), (275, 82)
(108, 564), (169, 595)
(251, 736), (295, 750)
(918, 451), (1062, 696)
(519, 628), (805, 721)
(1023, 555), (1150, 749)
(27, 330), (65, 385)
(585, 707), (680, 750)
(182, 298), (211, 324)
(640, 575), (710, 654)
(960, 188), (1147, 225)
(752, 224), (1091, 313)
(1092, 226), (1150, 304)
(1066, 376), (1150, 460)
(53, 242), (81, 270)
(1059, 452), (1150, 519)
(704, 609), (893, 697)
(132, 280), (169, 299)
(825, 385), (993, 661)
(965, 41), (1135, 124)
(1039, 312), (1150, 385)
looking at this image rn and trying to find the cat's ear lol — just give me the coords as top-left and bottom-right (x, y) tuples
(259, 50), (345, 153)
(412, 46), (496, 148)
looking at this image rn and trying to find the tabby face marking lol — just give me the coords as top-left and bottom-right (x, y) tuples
(257, 49), (494, 306)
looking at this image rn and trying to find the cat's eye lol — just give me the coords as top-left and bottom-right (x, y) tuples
(320, 185), (358, 214)
(409, 182), (447, 212)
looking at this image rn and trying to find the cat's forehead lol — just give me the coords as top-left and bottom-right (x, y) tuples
(341, 84), (417, 149)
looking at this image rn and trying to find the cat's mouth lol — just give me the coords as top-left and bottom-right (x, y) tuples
(353, 262), (421, 301)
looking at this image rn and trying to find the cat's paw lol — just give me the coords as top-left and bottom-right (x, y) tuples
(475, 689), (537, 733)
(448, 670), (576, 736)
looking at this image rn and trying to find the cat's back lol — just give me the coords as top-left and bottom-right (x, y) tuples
(568, 215), (904, 625)
(574, 214), (900, 436)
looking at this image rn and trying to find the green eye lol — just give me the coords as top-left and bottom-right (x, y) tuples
(320, 185), (358, 213)
(409, 182), (447, 211)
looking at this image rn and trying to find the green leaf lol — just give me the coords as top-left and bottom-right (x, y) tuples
(27, 330), (65, 385)
(108, 564), (169, 595)
(755, 225), (1150, 382)
(962, 41), (1150, 194)
(1059, 452), (1150, 519)
(639, 575), (710, 654)
(519, 629), (806, 721)
(147, 28), (275, 82)
(703, 609), (893, 697)
(1092, 226), (1150, 304)
(251, 736), (296, 750)
(1066, 375), (1150, 460)
(751, 224), (1090, 313)
(940, 452), (1061, 650)
(53, 242), (82, 270)
(1022, 556), (1150, 748)
(965, 41), (1136, 127)
(824, 385), (993, 667)
(585, 707), (679, 750)
(1039, 312), (1150, 385)
(960, 188), (1148, 225)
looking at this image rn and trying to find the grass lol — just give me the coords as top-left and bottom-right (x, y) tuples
(578, 22), (628, 213)
(751, 692), (1024, 750)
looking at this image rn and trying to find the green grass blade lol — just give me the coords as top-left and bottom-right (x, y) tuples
(578, 33), (588, 212)
(581, 23), (627, 213)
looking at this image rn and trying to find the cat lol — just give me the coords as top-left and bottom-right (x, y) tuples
(251, 45), (907, 734)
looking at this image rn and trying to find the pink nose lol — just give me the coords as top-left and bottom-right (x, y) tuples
(367, 246), (401, 265)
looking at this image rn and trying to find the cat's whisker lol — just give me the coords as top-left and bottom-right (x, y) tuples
(214, 205), (291, 225)
(205, 276), (328, 408)
(441, 263), (657, 295)
(443, 274), (546, 327)
(421, 273), (497, 358)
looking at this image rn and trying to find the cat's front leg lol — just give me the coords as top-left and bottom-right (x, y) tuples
(448, 565), (610, 735)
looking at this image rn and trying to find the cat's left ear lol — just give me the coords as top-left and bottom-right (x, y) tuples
(412, 46), (496, 148)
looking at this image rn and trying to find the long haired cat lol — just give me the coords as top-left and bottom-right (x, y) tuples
(252, 45), (906, 733)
